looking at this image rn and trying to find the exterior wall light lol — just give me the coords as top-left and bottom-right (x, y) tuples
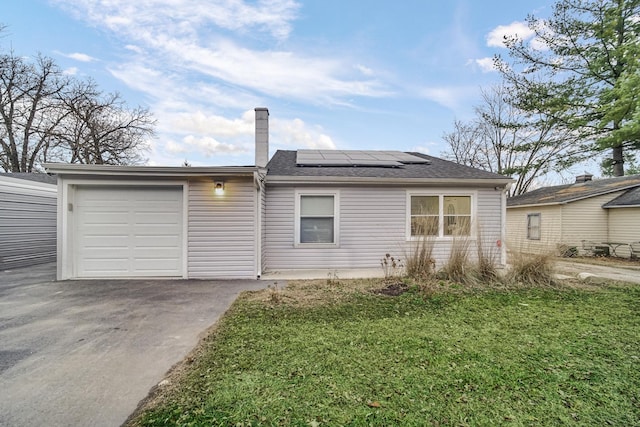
(214, 181), (225, 195)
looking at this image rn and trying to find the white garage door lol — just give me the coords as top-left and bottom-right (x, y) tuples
(74, 186), (184, 278)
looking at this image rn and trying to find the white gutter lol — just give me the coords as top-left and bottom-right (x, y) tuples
(266, 175), (513, 186)
(44, 163), (257, 177)
(0, 175), (57, 193)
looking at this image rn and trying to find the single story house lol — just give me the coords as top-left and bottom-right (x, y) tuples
(506, 174), (640, 257)
(0, 173), (58, 270)
(45, 108), (512, 280)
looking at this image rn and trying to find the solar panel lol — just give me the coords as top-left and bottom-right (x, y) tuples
(296, 150), (429, 167)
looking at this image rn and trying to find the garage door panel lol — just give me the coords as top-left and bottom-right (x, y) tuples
(132, 247), (181, 258)
(74, 186), (184, 278)
(80, 259), (130, 274)
(132, 260), (182, 273)
(134, 235), (181, 248)
(133, 212), (181, 225)
(80, 212), (129, 225)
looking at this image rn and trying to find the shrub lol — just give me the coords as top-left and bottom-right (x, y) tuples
(404, 217), (437, 280)
(380, 253), (404, 282)
(508, 251), (555, 286)
(475, 227), (501, 283)
(440, 233), (473, 285)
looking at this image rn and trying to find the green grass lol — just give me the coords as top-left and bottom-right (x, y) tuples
(131, 283), (640, 426)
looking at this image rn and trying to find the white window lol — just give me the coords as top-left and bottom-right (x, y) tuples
(408, 193), (474, 238)
(295, 191), (339, 246)
(527, 213), (541, 240)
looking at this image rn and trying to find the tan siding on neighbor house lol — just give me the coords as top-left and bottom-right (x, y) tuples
(187, 177), (257, 279)
(264, 185), (504, 271)
(607, 208), (640, 257)
(560, 191), (625, 251)
(506, 205), (562, 254)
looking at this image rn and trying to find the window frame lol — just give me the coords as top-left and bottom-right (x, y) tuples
(406, 191), (476, 240)
(527, 213), (541, 240)
(294, 189), (340, 248)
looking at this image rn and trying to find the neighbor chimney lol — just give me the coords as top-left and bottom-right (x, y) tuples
(255, 107), (269, 168)
(575, 173), (593, 183)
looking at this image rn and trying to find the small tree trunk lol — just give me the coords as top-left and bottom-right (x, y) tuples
(612, 145), (624, 176)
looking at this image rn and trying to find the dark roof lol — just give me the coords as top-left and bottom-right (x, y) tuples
(603, 186), (640, 208)
(508, 174), (640, 207)
(266, 150), (510, 181)
(0, 172), (57, 185)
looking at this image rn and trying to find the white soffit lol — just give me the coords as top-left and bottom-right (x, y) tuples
(296, 150), (430, 167)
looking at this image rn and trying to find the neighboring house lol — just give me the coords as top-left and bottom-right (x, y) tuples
(0, 173), (58, 270)
(506, 174), (640, 256)
(45, 108), (512, 280)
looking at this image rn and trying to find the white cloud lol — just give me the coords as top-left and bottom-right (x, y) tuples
(171, 110), (255, 137)
(181, 135), (250, 155)
(53, 0), (389, 105)
(486, 21), (535, 48)
(474, 57), (497, 73)
(355, 64), (374, 76)
(419, 86), (477, 110)
(273, 118), (336, 150)
(63, 52), (97, 62)
(53, 0), (301, 41)
(63, 67), (78, 75)
(411, 145), (431, 155)
(50, 0), (384, 165)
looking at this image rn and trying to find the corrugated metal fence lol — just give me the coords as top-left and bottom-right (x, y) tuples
(0, 176), (57, 270)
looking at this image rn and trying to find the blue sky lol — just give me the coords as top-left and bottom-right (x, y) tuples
(3, 0), (563, 171)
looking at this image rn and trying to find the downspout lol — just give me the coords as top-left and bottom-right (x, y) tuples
(254, 169), (266, 278)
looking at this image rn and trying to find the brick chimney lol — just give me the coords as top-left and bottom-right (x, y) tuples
(575, 173), (593, 183)
(255, 108), (269, 168)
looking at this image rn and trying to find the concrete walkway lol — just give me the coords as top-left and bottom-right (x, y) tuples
(555, 259), (640, 284)
(0, 263), (273, 427)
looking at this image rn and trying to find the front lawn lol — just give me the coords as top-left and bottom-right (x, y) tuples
(129, 280), (640, 426)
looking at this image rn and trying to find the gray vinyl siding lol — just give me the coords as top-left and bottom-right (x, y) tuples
(0, 178), (57, 270)
(187, 177), (257, 279)
(264, 185), (504, 271)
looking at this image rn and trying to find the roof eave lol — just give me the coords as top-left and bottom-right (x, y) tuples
(507, 202), (563, 209)
(508, 184), (640, 208)
(603, 204), (640, 209)
(266, 175), (514, 186)
(43, 163), (258, 177)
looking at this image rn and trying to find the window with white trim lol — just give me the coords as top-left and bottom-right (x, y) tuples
(296, 192), (339, 245)
(409, 193), (473, 238)
(527, 213), (541, 240)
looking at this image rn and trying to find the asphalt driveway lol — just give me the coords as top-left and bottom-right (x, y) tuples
(0, 263), (272, 427)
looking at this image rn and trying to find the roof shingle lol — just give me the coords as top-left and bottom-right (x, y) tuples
(266, 150), (510, 181)
(507, 174), (640, 207)
(603, 186), (640, 207)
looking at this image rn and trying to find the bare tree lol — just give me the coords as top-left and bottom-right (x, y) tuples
(0, 53), (68, 172)
(442, 85), (580, 196)
(0, 42), (154, 172)
(49, 79), (154, 165)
